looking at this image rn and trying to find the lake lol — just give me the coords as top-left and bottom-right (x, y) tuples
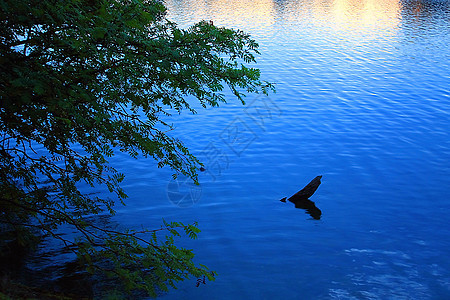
(32, 0), (450, 299)
(135, 0), (450, 299)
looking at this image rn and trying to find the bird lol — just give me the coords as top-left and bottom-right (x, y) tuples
(280, 175), (323, 219)
(286, 175), (322, 202)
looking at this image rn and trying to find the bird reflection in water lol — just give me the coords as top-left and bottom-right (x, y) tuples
(290, 198), (322, 220)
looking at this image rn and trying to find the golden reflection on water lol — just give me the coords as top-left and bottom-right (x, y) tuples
(210, 0), (276, 28)
(279, 0), (402, 37)
(166, 0), (402, 37)
(329, 0), (401, 34)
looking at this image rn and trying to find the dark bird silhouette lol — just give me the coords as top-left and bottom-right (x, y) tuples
(288, 175), (322, 201)
(280, 175), (323, 219)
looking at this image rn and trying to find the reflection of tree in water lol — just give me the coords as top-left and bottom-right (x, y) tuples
(0, 214), (155, 298)
(0, 219), (98, 298)
(401, 0), (450, 17)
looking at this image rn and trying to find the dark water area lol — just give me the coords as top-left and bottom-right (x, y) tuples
(12, 0), (450, 299)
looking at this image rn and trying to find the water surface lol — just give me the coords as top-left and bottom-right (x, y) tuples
(29, 0), (450, 298)
(109, 0), (450, 299)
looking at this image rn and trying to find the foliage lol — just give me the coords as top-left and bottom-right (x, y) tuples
(0, 0), (273, 296)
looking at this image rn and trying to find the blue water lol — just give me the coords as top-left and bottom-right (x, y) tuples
(103, 0), (450, 299)
(36, 0), (450, 298)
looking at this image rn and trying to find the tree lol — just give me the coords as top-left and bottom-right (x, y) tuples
(0, 0), (273, 297)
